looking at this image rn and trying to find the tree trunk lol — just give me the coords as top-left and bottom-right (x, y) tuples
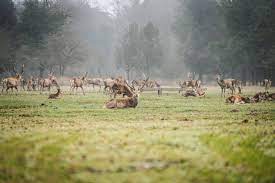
(39, 66), (44, 78)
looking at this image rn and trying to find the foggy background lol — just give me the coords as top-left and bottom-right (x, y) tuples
(1, 0), (274, 84)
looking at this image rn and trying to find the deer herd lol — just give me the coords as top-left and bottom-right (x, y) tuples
(0, 65), (274, 108)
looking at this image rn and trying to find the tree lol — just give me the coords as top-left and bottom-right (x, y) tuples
(174, 0), (224, 80)
(116, 23), (142, 80)
(220, 0), (275, 83)
(141, 22), (162, 76)
(0, 0), (17, 73)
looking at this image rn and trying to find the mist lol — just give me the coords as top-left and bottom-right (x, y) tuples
(1, 0), (274, 84)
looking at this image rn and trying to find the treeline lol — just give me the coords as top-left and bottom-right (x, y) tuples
(0, 0), (114, 78)
(174, 0), (275, 84)
(1, 0), (274, 83)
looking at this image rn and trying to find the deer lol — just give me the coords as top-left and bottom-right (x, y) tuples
(103, 78), (116, 94)
(226, 95), (250, 104)
(111, 80), (137, 98)
(103, 76), (126, 94)
(216, 75), (238, 97)
(1, 64), (25, 94)
(263, 79), (272, 92)
(71, 72), (88, 95)
(26, 76), (38, 91)
(86, 78), (104, 91)
(40, 72), (59, 94)
(178, 80), (201, 93)
(105, 78), (148, 109)
(48, 88), (62, 99)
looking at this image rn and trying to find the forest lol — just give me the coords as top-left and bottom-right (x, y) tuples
(1, 0), (274, 83)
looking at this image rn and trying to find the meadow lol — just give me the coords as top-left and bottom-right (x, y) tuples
(0, 87), (274, 183)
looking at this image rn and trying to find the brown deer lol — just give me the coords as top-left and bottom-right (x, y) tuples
(216, 75), (237, 97)
(86, 78), (104, 91)
(40, 73), (59, 94)
(1, 64), (24, 94)
(26, 76), (38, 91)
(105, 78), (148, 109)
(178, 80), (201, 93)
(111, 80), (136, 98)
(71, 72), (88, 95)
(226, 95), (250, 104)
(263, 79), (272, 92)
(103, 76), (128, 96)
(48, 88), (62, 99)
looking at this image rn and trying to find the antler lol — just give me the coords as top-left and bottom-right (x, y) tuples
(125, 80), (135, 92)
(142, 73), (147, 80)
(21, 64), (25, 75)
(139, 77), (149, 91)
(12, 65), (17, 74)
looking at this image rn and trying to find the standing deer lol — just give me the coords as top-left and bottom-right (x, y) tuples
(40, 73), (59, 94)
(216, 75), (236, 97)
(26, 76), (38, 91)
(86, 78), (104, 91)
(105, 78), (148, 109)
(263, 79), (272, 92)
(71, 72), (88, 95)
(1, 64), (24, 94)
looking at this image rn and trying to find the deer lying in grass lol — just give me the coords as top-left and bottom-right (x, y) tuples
(263, 79), (272, 92)
(48, 88), (62, 99)
(1, 64), (24, 94)
(105, 78), (148, 109)
(178, 80), (201, 93)
(71, 72), (88, 95)
(226, 95), (249, 104)
(216, 75), (242, 97)
(183, 88), (206, 97)
(40, 73), (59, 94)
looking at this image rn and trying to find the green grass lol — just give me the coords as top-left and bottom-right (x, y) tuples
(0, 87), (274, 183)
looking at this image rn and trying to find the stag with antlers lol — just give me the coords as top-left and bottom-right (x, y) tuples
(216, 75), (242, 97)
(71, 72), (88, 95)
(1, 64), (25, 94)
(105, 78), (148, 109)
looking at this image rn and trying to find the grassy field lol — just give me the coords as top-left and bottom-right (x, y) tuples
(0, 87), (274, 183)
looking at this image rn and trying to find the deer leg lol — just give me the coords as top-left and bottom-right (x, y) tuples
(238, 87), (242, 94)
(81, 86), (85, 95)
(15, 86), (18, 95)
